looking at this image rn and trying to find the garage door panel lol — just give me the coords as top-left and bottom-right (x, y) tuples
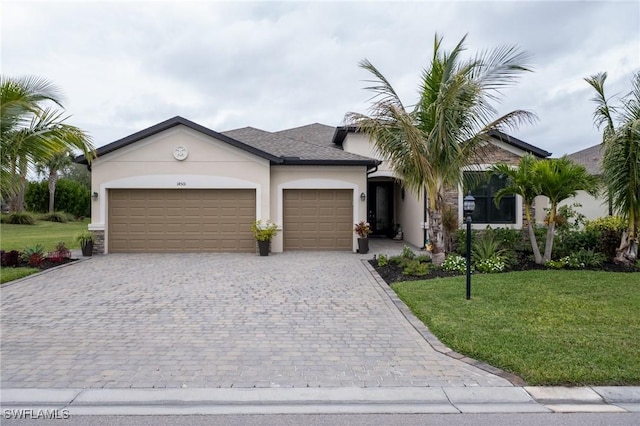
(109, 189), (255, 253)
(284, 189), (353, 251)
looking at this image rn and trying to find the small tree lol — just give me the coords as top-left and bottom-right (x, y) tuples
(491, 154), (543, 264)
(585, 71), (640, 265)
(535, 157), (599, 262)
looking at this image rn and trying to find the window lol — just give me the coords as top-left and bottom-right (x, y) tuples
(465, 172), (516, 224)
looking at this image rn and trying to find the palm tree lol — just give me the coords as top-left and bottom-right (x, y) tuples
(491, 154), (543, 264)
(36, 149), (72, 213)
(346, 34), (535, 264)
(585, 72), (640, 265)
(536, 156), (599, 262)
(1, 76), (95, 211)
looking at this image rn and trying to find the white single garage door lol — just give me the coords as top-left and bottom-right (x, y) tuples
(283, 189), (353, 250)
(108, 189), (256, 252)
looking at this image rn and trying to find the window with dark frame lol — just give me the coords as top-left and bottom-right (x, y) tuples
(464, 172), (516, 224)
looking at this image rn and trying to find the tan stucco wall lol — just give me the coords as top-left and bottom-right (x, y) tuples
(269, 165), (368, 252)
(534, 192), (609, 225)
(90, 126), (270, 252)
(397, 187), (426, 248)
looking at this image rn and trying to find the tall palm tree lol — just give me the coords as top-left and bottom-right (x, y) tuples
(491, 154), (543, 264)
(535, 157), (599, 262)
(585, 72), (640, 265)
(1, 76), (95, 211)
(346, 34), (535, 264)
(36, 148), (72, 213)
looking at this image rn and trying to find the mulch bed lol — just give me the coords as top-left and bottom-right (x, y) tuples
(15, 257), (77, 271)
(369, 258), (638, 285)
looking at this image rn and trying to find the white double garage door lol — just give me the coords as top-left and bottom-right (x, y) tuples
(108, 188), (353, 253)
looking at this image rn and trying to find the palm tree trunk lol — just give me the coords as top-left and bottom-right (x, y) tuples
(543, 222), (555, 262)
(428, 207), (446, 265)
(614, 231), (638, 265)
(48, 170), (57, 213)
(9, 156), (28, 212)
(525, 207), (543, 264)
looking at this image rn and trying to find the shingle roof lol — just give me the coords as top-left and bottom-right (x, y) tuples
(273, 123), (336, 147)
(567, 144), (603, 175)
(222, 126), (378, 164)
(75, 116), (379, 167)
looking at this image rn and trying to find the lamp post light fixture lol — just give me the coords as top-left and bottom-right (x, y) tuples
(463, 192), (476, 300)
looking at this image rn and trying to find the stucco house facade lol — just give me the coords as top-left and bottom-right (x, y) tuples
(77, 116), (552, 254)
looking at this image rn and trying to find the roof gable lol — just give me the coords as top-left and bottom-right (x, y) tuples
(75, 116), (282, 165)
(332, 126), (552, 158)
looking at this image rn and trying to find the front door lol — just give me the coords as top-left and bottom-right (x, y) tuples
(367, 181), (394, 236)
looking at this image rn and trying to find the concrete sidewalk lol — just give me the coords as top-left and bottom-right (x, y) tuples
(1, 386), (638, 415)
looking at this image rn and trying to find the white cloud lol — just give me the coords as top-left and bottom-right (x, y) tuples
(2, 0), (638, 155)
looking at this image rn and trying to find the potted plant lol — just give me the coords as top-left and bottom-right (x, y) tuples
(76, 230), (95, 257)
(251, 220), (278, 256)
(354, 221), (372, 254)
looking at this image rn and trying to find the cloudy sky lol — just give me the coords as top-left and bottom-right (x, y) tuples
(2, 0), (638, 156)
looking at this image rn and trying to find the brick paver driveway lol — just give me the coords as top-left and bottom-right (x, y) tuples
(1, 253), (510, 389)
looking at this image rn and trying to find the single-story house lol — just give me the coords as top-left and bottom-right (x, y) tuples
(76, 116), (552, 254)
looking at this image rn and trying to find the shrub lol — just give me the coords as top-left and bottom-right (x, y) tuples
(568, 249), (606, 268)
(23, 244), (45, 267)
(553, 229), (599, 258)
(492, 227), (521, 251)
(41, 211), (74, 223)
(3, 211), (36, 225)
(414, 254), (432, 263)
(250, 220), (278, 241)
(25, 178), (90, 218)
(48, 241), (71, 261)
(585, 216), (627, 261)
(545, 257), (569, 269)
(377, 254), (389, 267)
(403, 259), (430, 276)
(1, 250), (22, 267)
(471, 231), (511, 267)
(441, 254), (467, 273)
(401, 245), (416, 260)
(475, 256), (507, 273)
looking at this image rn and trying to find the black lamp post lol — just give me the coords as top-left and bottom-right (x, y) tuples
(463, 192), (476, 300)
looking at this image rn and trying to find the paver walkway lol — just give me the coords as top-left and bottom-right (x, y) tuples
(0, 251), (510, 389)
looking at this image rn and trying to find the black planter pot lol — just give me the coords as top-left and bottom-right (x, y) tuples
(257, 240), (270, 256)
(81, 241), (94, 257)
(357, 238), (369, 254)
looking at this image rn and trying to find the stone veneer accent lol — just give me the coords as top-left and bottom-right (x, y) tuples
(93, 230), (105, 255)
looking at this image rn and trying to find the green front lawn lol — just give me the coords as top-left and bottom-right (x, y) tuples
(393, 270), (640, 385)
(0, 267), (40, 284)
(0, 219), (89, 252)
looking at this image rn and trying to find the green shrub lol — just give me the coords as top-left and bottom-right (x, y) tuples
(492, 227), (521, 251)
(250, 220), (278, 241)
(377, 254), (389, 267)
(25, 179), (90, 218)
(414, 254), (432, 263)
(41, 211), (74, 223)
(475, 256), (507, 273)
(389, 255), (403, 265)
(585, 216), (627, 261)
(567, 249), (606, 268)
(401, 245), (416, 260)
(545, 257), (568, 269)
(403, 259), (430, 276)
(471, 231), (510, 266)
(23, 244), (45, 267)
(441, 254), (467, 273)
(3, 211), (36, 225)
(554, 229), (599, 258)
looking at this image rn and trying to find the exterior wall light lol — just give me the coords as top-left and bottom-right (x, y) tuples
(360, 192), (366, 202)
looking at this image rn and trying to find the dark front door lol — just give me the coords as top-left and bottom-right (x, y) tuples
(367, 181), (394, 236)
